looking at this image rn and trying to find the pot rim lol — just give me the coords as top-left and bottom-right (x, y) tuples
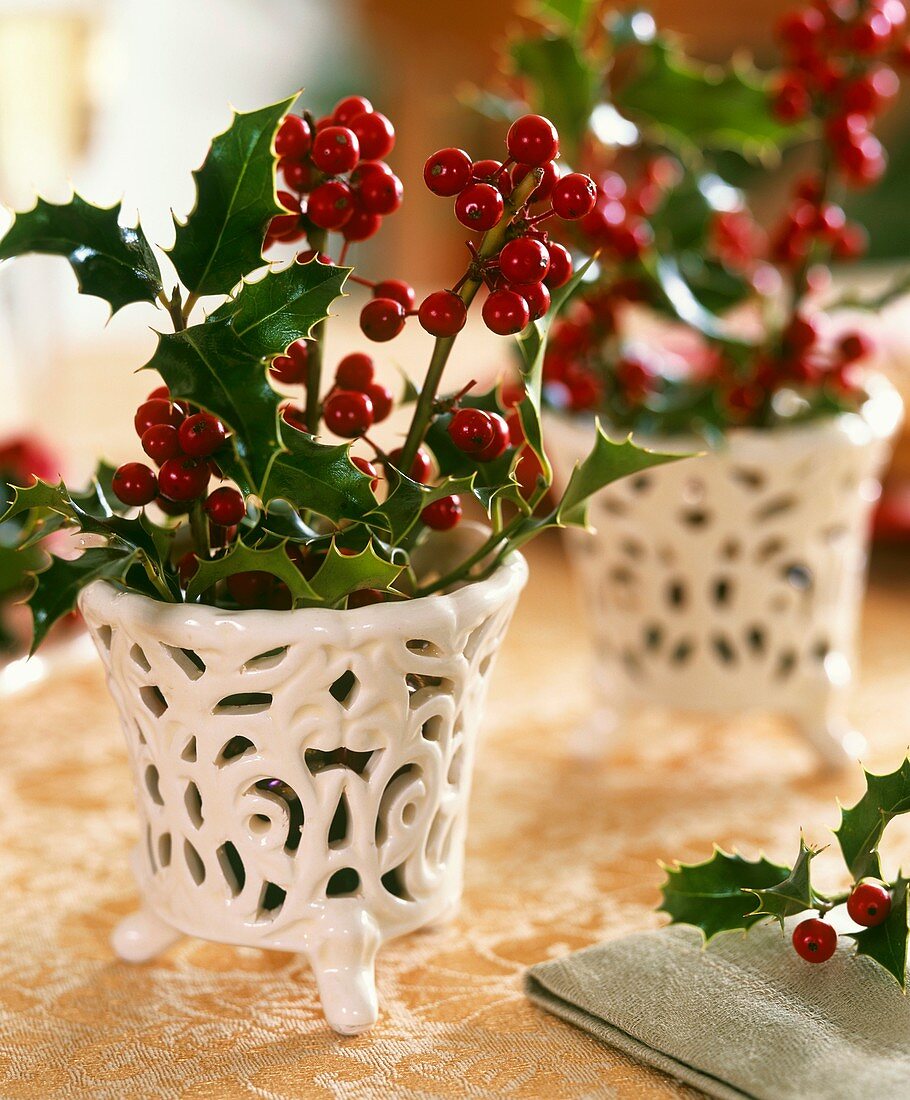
(78, 536), (528, 637)
(545, 369), (903, 457)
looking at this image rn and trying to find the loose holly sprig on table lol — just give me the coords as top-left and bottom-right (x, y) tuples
(484, 0), (910, 439)
(0, 93), (680, 650)
(659, 758), (910, 987)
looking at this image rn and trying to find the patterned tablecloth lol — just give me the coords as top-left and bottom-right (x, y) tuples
(1, 536), (908, 1100)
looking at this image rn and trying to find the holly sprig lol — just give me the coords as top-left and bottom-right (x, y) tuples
(659, 760), (910, 987)
(0, 92), (685, 648)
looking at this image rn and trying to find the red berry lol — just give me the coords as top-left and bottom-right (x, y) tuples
(421, 495), (462, 531)
(472, 159), (514, 197)
(839, 330), (875, 363)
(475, 413), (510, 462)
(772, 74), (812, 123)
(373, 279), (415, 311)
(418, 290), (467, 337)
(333, 95), (373, 125)
(545, 242), (573, 288)
(388, 446), (432, 483)
(323, 390), (374, 438)
(275, 115), (312, 159)
(850, 9), (895, 53)
(454, 182), (504, 231)
(511, 160), (558, 202)
(308, 180), (355, 230)
(141, 424), (181, 465)
(271, 340), (309, 384)
(355, 166), (402, 215)
(785, 314), (820, 353)
(177, 551), (198, 587)
(280, 158), (312, 193)
(507, 114), (559, 166)
(336, 353), (375, 391)
(792, 917), (837, 963)
(147, 385), (169, 402)
(227, 571), (274, 608)
(157, 495), (189, 516)
(365, 382), (393, 422)
(482, 289), (530, 336)
(616, 355), (656, 402)
(776, 8), (825, 51)
(350, 111), (395, 160)
(205, 486), (246, 527)
(268, 190), (304, 241)
(613, 218), (653, 260)
(424, 147), (473, 196)
(449, 408), (495, 454)
(342, 209), (382, 241)
(178, 413), (227, 458)
(842, 66), (899, 115)
(352, 455), (380, 490)
(552, 173), (598, 220)
(833, 222), (869, 260)
(839, 132), (887, 186)
(815, 203), (847, 239)
(348, 588), (385, 608)
(158, 456), (210, 502)
(296, 249), (334, 266)
(311, 125), (360, 174)
(134, 398), (183, 437)
(511, 281), (551, 322)
(499, 238), (550, 284)
(847, 880), (892, 926)
(360, 297), (406, 342)
(113, 462), (157, 507)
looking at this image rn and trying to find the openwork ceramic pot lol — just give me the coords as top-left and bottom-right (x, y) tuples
(79, 536), (527, 1035)
(546, 378), (902, 766)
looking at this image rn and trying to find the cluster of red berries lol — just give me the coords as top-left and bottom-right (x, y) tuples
(771, 0), (906, 189)
(578, 157), (682, 264)
(112, 389), (245, 529)
(357, 114), (596, 345)
(771, 173), (870, 268)
(792, 879), (892, 963)
(267, 95), (401, 249)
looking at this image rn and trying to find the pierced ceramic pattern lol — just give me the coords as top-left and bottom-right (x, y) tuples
(546, 380), (902, 766)
(79, 545), (527, 1035)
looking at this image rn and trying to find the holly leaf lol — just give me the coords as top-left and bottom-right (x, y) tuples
(850, 876), (910, 990)
(746, 837), (823, 929)
(510, 34), (598, 162)
(613, 42), (800, 159)
(169, 96), (295, 296)
(259, 424), (377, 525)
(835, 759), (910, 882)
(659, 848), (791, 941)
(308, 542), (404, 607)
(143, 319), (280, 492)
(224, 259), (349, 358)
(186, 539), (318, 604)
(555, 422), (686, 527)
(0, 195), (162, 314)
(27, 547), (137, 652)
(367, 471), (475, 543)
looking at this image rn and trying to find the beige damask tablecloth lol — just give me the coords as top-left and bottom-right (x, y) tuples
(1, 537), (908, 1100)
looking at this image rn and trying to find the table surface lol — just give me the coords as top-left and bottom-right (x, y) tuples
(2, 536), (909, 1100)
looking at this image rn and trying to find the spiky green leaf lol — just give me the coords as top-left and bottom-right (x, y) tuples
(169, 96), (295, 296)
(308, 542), (404, 607)
(835, 760), (910, 882)
(659, 848), (791, 941)
(225, 259), (349, 358)
(367, 472), (476, 543)
(746, 838), (823, 929)
(186, 539), (318, 604)
(0, 196), (162, 314)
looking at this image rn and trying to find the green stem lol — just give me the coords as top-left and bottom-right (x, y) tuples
(189, 500), (210, 560)
(306, 228), (329, 431)
(415, 511), (527, 597)
(397, 168), (543, 474)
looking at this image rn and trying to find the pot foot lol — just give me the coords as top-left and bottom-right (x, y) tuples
(310, 908), (381, 1035)
(793, 712), (866, 771)
(112, 906), (181, 963)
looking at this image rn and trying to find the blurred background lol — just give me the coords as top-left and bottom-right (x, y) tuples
(1, 0), (910, 480)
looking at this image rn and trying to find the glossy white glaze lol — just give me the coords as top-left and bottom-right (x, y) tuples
(547, 378), (902, 766)
(80, 540), (527, 1034)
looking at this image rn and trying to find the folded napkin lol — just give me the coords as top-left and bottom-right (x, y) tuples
(525, 923), (910, 1100)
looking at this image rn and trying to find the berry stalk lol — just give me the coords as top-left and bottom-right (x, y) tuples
(304, 228), (329, 431)
(396, 166), (543, 474)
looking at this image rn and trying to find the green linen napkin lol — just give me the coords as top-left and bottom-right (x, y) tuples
(525, 923), (910, 1099)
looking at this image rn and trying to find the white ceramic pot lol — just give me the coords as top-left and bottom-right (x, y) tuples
(79, 534), (527, 1035)
(546, 378), (903, 766)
